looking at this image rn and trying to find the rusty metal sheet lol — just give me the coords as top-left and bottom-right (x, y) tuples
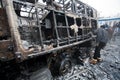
(0, 40), (14, 60)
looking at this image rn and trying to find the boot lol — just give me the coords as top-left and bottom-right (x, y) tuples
(89, 59), (97, 64)
(97, 58), (103, 62)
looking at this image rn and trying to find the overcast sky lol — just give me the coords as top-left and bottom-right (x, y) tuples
(80, 0), (120, 17)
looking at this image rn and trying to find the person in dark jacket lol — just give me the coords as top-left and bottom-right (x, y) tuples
(90, 25), (109, 64)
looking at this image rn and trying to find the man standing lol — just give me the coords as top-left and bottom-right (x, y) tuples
(90, 25), (109, 64)
(112, 25), (119, 41)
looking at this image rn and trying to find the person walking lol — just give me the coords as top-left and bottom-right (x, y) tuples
(112, 26), (119, 41)
(90, 25), (109, 64)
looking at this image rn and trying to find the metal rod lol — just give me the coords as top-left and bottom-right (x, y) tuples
(65, 14), (70, 44)
(28, 37), (93, 57)
(35, 7), (43, 48)
(53, 11), (60, 46)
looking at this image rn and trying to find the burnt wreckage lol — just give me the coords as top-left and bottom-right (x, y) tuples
(0, 0), (98, 79)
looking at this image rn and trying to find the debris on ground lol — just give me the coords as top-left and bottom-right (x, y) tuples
(55, 36), (120, 80)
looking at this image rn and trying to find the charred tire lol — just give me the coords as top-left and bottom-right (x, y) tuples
(59, 59), (72, 75)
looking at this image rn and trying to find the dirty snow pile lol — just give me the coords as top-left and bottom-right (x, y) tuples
(56, 36), (120, 80)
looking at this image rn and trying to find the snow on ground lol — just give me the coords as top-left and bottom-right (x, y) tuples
(56, 36), (120, 80)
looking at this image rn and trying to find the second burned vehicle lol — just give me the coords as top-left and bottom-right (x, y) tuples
(0, 0), (98, 79)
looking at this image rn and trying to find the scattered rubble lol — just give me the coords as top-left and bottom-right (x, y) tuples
(54, 36), (120, 80)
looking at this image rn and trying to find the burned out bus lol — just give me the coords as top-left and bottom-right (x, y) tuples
(0, 0), (98, 79)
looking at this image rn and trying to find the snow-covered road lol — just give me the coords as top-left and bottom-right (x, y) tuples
(30, 36), (120, 80)
(56, 36), (120, 80)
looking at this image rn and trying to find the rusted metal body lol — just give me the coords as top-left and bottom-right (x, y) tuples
(0, 7), (14, 61)
(0, 0), (98, 79)
(0, 0), (97, 61)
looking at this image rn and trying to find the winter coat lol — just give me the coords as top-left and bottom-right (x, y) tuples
(94, 27), (109, 43)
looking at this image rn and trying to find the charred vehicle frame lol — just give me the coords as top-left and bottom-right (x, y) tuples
(0, 0), (98, 79)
